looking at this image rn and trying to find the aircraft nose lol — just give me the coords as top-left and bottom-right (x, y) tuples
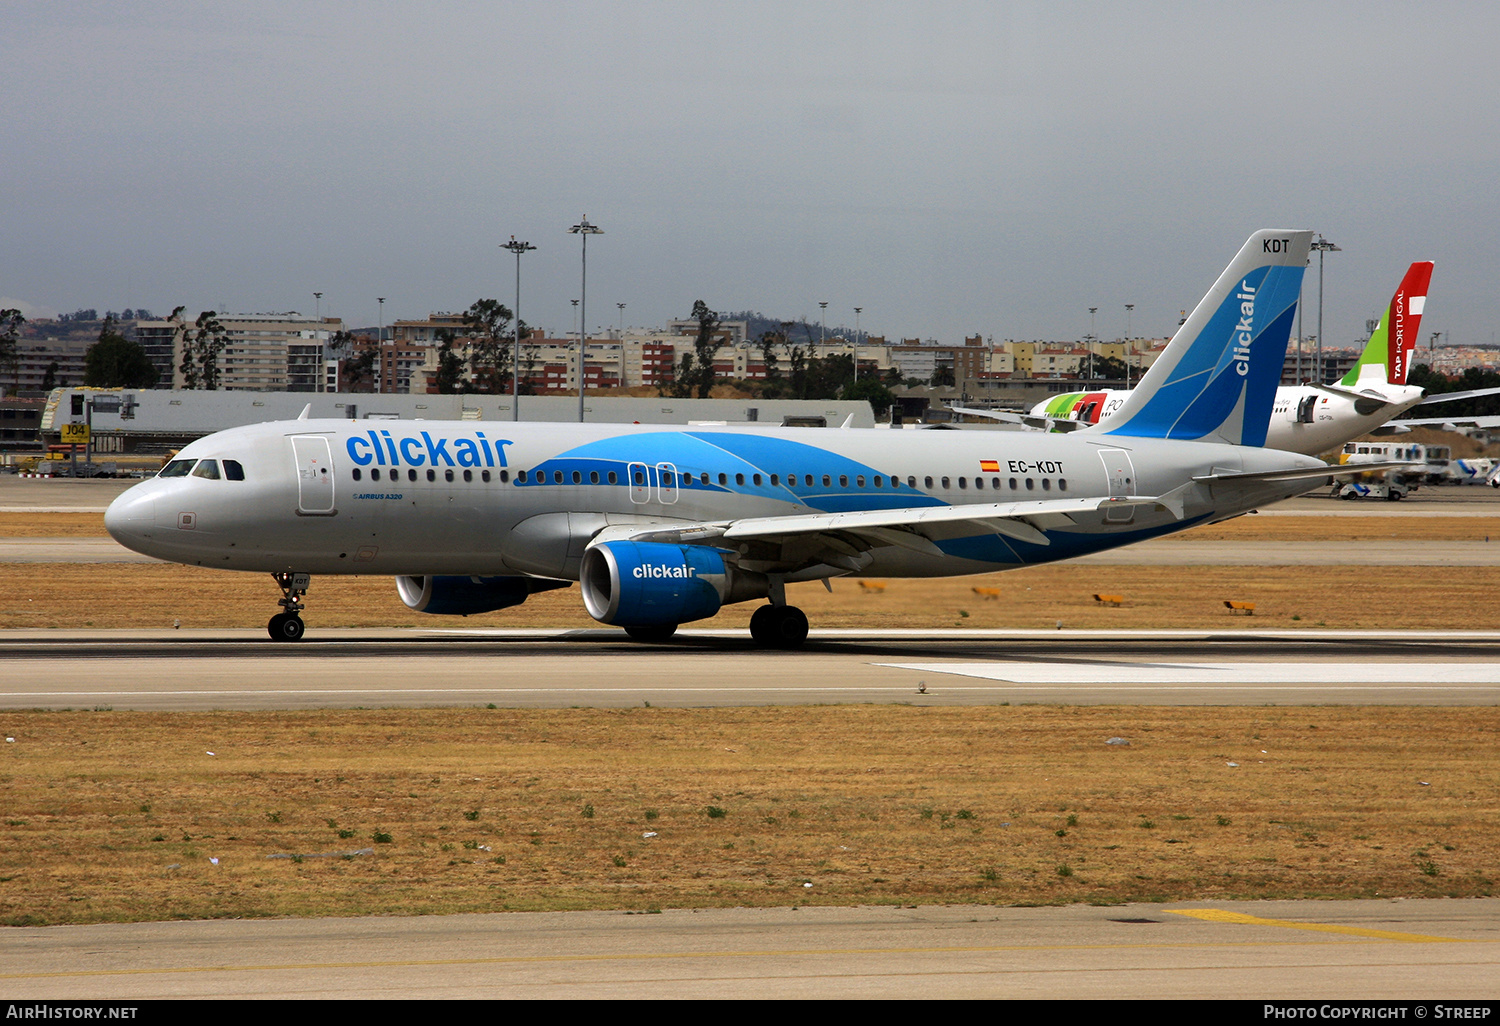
(104, 486), (159, 555)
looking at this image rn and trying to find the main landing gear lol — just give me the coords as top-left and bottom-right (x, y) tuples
(749, 604), (808, 649)
(268, 572), (310, 642)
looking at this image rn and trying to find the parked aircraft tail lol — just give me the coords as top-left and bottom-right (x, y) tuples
(1338, 261), (1435, 388)
(1102, 229), (1311, 446)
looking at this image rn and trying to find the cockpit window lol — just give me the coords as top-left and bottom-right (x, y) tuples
(223, 460), (245, 481)
(159, 459), (196, 478)
(191, 460), (221, 480)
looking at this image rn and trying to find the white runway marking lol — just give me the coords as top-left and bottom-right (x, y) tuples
(879, 661), (1500, 685)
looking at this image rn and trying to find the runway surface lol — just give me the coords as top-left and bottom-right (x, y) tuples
(2, 628), (1498, 708)
(5, 899), (1498, 999)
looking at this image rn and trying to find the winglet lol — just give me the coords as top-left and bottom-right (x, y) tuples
(1339, 261), (1434, 387)
(297, 404), (312, 421)
(1101, 229), (1312, 446)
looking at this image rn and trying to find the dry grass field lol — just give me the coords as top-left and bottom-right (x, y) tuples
(2, 706), (1495, 926)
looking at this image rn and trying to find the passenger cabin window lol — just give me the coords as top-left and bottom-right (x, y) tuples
(159, 459), (195, 478)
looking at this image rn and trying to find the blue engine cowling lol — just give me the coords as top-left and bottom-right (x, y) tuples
(580, 541), (730, 627)
(396, 575), (567, 616)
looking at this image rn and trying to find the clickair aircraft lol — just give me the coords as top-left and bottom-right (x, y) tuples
(107, 229), (1347, 647)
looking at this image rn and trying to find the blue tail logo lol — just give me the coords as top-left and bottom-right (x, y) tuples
(1102, 229), (1312, 446)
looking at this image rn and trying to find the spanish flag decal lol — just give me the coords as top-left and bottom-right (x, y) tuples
(980, 459), (1001, 473)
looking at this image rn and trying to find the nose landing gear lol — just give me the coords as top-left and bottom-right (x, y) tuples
(268, 572), (310, 641)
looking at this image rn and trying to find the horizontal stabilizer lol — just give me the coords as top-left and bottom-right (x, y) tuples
(1194, 460), (1420, 485)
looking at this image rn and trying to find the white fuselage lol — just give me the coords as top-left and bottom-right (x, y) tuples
(106, 418), (1328, 581)
(1032, 383), (1426, 456)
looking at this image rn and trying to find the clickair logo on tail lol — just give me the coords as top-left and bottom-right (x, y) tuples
(1231, 280), (1257, 377)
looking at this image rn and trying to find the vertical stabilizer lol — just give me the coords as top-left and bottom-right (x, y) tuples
(1102, 229), (1311, 446)
(1339, 261), (1435, 387)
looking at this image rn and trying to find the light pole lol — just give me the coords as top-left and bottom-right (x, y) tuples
(1124, 303), (1134, 388)
(313, 292), (322, 320)
(853, 307), (862, 383)
(1311, 234), (1341, 384)
(819, 301), (828, 350)
(377, 297), (385, 394)
(1088, 307), (1097, 380)
(568, 217), (603, 421)
(501, 236), (535, 421)
(617, 302), (626, 335)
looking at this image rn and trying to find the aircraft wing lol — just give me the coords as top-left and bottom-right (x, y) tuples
(946, 406), (1084, 432)
(1415, 387), (1500, 406)
(1389, 415), (1500, 430)
(591, 495), (1173, 563)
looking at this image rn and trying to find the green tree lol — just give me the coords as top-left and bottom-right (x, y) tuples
(1090, 355), (1128, 381)
(0, 308), (25, 391)
(461, 298), (516, 394)
(84, 316), (158, 388)
(840, 376), (896, 419)
(343, 344), (379, 393)
(668, 300), (724, 399)
(433, 328), (467, 394)
(177, 309), (227, 389)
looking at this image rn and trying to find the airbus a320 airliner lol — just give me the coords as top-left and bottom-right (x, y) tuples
(106, 229), (1337, 647)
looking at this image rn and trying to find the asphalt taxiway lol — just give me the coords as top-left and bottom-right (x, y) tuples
(2, 628), (1497, 709)
(5, 899), (1498, 999)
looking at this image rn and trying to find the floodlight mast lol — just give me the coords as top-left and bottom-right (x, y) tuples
(568, 217), (604, 422)
(501, 236), (536, 422)
(1310, 235), (1341, 384)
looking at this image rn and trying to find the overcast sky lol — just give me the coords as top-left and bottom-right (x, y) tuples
(4, 1), (1497, 350)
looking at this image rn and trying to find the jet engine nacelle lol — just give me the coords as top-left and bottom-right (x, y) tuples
(581, 540), (763, 627)
(395, 575), (567, 616)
